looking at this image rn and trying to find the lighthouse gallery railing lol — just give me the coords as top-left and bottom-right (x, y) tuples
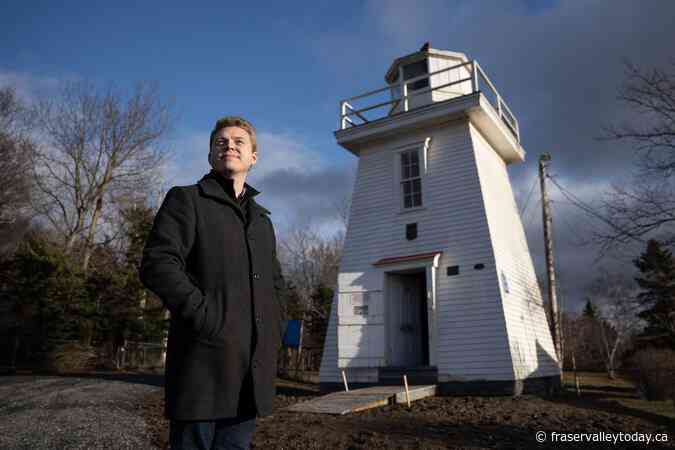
(338, 60), (520, 144)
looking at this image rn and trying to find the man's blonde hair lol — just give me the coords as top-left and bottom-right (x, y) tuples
(209, 116), (257, 153)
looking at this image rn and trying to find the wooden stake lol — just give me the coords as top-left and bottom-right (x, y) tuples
(295, 319), (304, 375)
(403, 374), (411, 408)
(572, 354), (581, 397)
(341, 369), (349, 392)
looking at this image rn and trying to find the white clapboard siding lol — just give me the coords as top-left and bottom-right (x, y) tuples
(337, 291), (385, 368)
(470, 123), (560, 379)
(318, 293), (380, 383)
(428, 53), (472, 103)
(319, 293), (340, 382)
(321, 120), (519, 382)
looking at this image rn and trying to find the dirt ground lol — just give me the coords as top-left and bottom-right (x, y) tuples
(141, 378), (675, 450)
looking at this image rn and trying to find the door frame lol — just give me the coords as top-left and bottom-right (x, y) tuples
(380, 253), (440, 367)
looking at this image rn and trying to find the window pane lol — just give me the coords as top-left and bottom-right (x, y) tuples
(410, 162), (419, 178)
(404, 195), (412, 208)
(401, 152), (410, 179)
(403, 60), (427, 79)
(402, 180), (411, 195)
(413, 192), (422, 206)
(410, 151), (419, 164)
(412, 178), (421, 193)
(403, 60), (429, 91)
(411, 78), (429, 91)
(403, 164), (410, 179)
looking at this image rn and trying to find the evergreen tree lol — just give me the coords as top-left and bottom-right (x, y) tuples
(7, 228), (90, 344)
(120, 203), (166, 342)
(582, 298), (598, 319)
(633, 239), (675, 349)
(89, 202), (166, 346)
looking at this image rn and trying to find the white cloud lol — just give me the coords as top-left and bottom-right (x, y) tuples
(249, 131), (327, 183)
(0, 69), (66, 103)
(161, 131), (211, 188)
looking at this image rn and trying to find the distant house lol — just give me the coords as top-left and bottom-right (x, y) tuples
(319, 44), (560, 395)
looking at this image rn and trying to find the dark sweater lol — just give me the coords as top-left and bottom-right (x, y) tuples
(207, 169), (251, 222)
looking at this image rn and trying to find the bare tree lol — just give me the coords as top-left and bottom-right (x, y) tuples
(331, 192), (351, 230)
(30, 80), (174, 271)
(279, 219), (343, 319)
(0, 86), (35, 255)
(587, 267), (645, 378)
(595, 59), (675, 254)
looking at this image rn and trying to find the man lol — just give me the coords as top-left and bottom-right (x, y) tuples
(139, 116), (287, 450)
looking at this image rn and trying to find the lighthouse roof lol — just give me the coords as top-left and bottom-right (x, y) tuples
(384, 43), (469, 84)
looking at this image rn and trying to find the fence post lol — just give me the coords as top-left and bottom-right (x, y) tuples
(402, 83), (409, 112)
(515, 120), (520, 143)
(340, 101), (347, 129)
(399, 65), (408, 112)
(472, 61), (478, 93)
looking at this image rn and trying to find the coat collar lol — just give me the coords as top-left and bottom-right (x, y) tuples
(198, 171), (271, 216)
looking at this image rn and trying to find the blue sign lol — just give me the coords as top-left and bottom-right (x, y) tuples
(282, 319), (302, 348)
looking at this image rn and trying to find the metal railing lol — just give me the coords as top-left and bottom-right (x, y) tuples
(339, 59), (520, 143)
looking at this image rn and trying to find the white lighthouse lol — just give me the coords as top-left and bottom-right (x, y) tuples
(319, 44), (561, 394)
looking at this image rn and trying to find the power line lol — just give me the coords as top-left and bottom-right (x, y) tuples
(524, 196), (541, 232)
(546, 174), (598, 217)
(519, 176), (539, 218)
(550, 199), (588, 248)
(547, 174), (639, 241)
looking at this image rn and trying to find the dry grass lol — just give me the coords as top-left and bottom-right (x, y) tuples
(563, 370), (675, 420)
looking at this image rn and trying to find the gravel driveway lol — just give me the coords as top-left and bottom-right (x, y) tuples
(0, 374), (163, 450)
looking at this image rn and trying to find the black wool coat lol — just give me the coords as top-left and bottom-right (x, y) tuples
(139, 172), (287, 421)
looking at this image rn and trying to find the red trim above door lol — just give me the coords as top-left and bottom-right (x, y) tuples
(373, 251), (442, 267)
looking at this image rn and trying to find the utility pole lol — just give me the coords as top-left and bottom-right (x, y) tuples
(539, 153), (563, 372)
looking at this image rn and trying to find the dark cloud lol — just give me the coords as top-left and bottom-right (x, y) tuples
(254, 163), (357, 229)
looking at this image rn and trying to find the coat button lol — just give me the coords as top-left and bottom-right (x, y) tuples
(252, 272), (260, 280)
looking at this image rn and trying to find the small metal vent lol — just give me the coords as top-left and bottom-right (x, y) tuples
(447, 265), (459, 276)
(353, 305), (368, 316)
(406, 223), (417, 240)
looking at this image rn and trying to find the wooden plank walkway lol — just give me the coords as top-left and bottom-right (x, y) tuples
(284, 385), (437, 415)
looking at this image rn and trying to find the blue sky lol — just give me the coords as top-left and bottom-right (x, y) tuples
(3, 0), (674, 309)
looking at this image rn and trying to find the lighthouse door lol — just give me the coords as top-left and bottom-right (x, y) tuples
(387, 271), (429, 367)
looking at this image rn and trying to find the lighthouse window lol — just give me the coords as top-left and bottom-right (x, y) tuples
(403, 60), (429, 91)
(400, 149), (422, 208)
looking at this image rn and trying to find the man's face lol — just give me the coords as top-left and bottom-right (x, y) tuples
(209, 126), (257, 176)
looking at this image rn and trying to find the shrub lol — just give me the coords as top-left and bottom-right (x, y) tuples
(630, 347), (675, 402)
(47, 342), (97, 373)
